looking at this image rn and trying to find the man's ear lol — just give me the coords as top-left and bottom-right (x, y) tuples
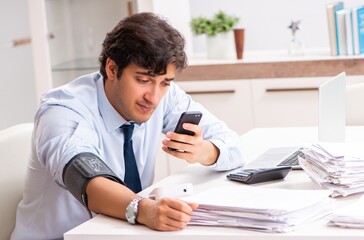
(105, 58), (118, 80)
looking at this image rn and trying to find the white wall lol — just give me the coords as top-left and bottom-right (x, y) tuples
(0, 0), (37, 130)
(137, 0), (193, 56)
(189, 0), (364, 55)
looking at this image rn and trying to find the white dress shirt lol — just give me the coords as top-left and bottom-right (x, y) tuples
(11, 72), (244, 240)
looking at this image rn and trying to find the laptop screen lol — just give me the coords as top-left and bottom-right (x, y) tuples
(318, 72), (346, 142)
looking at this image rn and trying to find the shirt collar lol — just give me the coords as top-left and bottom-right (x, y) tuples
(96, 76), (127, 132)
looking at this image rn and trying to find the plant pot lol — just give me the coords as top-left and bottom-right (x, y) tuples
(206, 31), (235, 59)
(233, 28), (245, 59)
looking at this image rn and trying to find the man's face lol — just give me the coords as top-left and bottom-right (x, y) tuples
(104, 59), (176, 123)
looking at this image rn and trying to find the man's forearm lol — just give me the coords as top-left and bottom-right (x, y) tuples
(86, 176), (138, 219)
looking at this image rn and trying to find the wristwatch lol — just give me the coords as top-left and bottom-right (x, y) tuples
(125, 197), (144, 224)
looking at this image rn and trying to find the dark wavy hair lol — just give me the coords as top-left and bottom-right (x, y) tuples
(99, 12), (187, 79)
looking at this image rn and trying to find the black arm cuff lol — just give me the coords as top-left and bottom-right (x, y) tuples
(62, 152), (124, 207)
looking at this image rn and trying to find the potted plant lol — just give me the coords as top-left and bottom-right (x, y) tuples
(191, 11), (239, 59)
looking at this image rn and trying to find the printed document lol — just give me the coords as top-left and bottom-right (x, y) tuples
(181, 186), (333, 232)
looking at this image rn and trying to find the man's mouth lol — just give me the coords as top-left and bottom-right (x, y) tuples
(137, 103), (155, 113)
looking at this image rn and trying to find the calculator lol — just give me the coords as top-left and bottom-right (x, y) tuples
(226, 166), (292, 184)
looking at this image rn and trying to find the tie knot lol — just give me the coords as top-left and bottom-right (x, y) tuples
(121, 123), (134, 141)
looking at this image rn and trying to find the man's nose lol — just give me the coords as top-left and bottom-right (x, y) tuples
(144, 87), (160, 104)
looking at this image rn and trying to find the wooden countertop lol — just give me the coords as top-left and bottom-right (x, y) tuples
(176, 58), (364, 81)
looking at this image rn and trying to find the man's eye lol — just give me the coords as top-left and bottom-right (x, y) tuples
(137, 79), (149, 84)
(162, 81), (171, 87)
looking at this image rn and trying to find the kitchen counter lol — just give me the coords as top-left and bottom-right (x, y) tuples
(177, 50), (364, 81)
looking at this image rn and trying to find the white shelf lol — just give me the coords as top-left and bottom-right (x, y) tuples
(189, 48), (364, 66)
(52, 58), (99, 72)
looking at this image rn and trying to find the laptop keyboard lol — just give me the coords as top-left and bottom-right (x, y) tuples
(277, 149), (304, 168)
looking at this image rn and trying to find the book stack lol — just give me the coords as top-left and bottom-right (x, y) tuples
(326, 2), (364, 56)
(299, 142), (364, 197)
(181, 186), (333, 233)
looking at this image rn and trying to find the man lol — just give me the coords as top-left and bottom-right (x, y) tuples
(12, 12), (244, 239)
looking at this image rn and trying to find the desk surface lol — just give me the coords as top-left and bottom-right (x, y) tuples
(64, 127), (364, 240)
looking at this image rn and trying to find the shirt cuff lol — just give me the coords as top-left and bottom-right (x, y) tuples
(207, 138), (241, 171)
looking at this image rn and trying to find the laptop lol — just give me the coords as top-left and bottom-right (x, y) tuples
(243, 72), (347, 170)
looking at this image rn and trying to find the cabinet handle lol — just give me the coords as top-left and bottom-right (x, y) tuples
(266, 87), (318, 92)
(127, 1), (133, 16)
(2, 33), (55, 48)
(186, 90), (236, 95)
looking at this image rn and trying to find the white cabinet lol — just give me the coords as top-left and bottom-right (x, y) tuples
(251, 75), (364, 128)
(176, 75), (364, 134)
(176, 79), (254, 135)
(251, 77), (326, 128)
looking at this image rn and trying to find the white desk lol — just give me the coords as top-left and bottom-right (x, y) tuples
(64, 127), (364, 240)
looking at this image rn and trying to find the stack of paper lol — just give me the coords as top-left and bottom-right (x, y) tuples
(299, 142), (364, 197)
(181, 186), (333, 233)
(328, 196), (364, 228)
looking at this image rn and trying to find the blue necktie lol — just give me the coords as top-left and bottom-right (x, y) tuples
(121, 124), (142, 193)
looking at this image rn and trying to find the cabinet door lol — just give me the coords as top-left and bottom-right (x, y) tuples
(176, 79), (254, 135)
(45, 0), (130, 87)
(251, 77), (326, 127)
(251, 76), (364, 128)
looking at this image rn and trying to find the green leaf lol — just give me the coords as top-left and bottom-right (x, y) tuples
(190, 11), (239, 36)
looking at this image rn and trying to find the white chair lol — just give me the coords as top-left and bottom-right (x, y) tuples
(0, 123), (33, 240)
(346, 83), (364, 126)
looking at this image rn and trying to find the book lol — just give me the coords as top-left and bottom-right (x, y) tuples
(326, 2), (344, 56)
(344, 9), (354, 55)
(352, 6), (361, 54)
(358, 7), (364, 54)
(336, 9), (348, 55)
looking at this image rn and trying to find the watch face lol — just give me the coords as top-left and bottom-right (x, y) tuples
(126, 197), (143, 224)
(126, 202), (136, 224)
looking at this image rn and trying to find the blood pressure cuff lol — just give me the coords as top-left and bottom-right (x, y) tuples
(63, 152), (124, 207)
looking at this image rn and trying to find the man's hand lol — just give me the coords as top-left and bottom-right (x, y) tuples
(86, 177), (197, 231)
(137, 198), (198, 231)
(162, 123), (220, 166)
